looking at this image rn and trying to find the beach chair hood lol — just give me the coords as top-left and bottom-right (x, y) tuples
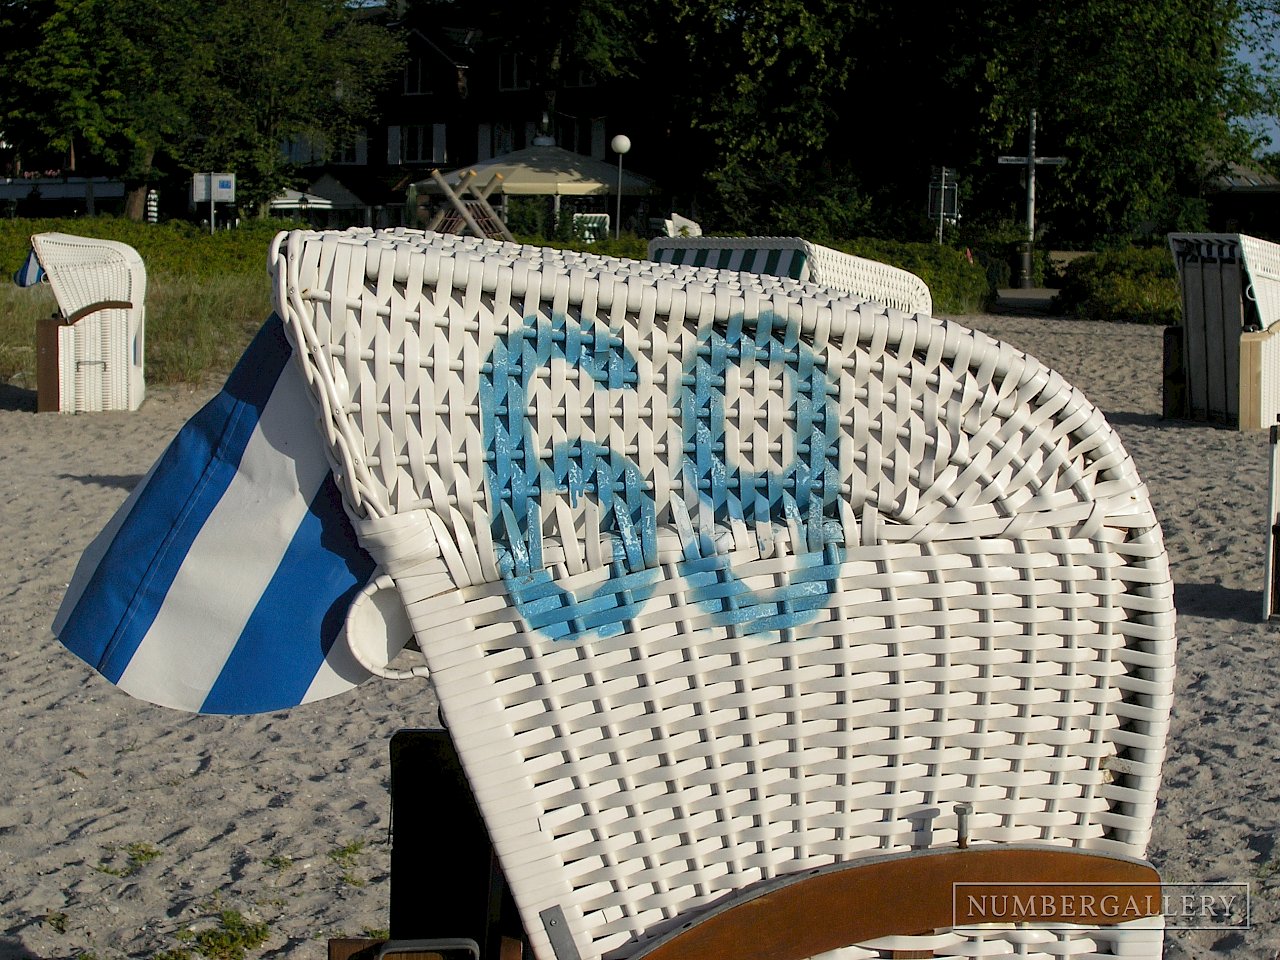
(51, 318), (410, 713)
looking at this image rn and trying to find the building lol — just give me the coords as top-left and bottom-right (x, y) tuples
(290, 11), (633, 229)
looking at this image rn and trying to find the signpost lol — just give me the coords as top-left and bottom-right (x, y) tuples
(192, 172), (236, 234)
(928, 167), (958, 244)
(998, 109), (1063, 287)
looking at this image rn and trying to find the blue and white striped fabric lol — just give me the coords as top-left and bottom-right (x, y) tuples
(53, 318), (388, 714)
(13, 247), (45, 287)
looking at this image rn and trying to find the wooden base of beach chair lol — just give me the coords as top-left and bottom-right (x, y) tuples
(36, 315), (59, 413)
(389, 730), (526, 958)
(633, 847), (1161, 960)
(328, 938), (482, 960)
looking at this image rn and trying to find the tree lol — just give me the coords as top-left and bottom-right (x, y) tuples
(0, 0), (403, 219)
(657, 0), (865, 233)
(2, 0), (193, 217)
(180, 0), (404, 214)
(976, 0), (1260, 240)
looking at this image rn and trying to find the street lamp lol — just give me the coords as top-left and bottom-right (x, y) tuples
(611, 134), (630, 239)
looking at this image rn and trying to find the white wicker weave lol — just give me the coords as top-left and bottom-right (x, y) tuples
(29, 232), (146, 412)
(648, 236), (933, 316)
(379, 228), (849, 302)
(1239, 234), (1280, 328)
(274, 229), (1174, 960)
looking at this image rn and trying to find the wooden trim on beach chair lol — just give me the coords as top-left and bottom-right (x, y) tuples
(63, 299), (134, 325)
(328, 938), (482, 960)
(632, 847), (1162, 960)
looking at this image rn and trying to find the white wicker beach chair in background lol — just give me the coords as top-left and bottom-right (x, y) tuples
(1168, 232), (1280, 431)
(29, 232), (146, 412)
(274, 228), (1173, 960)
(648, 235), (933, 316)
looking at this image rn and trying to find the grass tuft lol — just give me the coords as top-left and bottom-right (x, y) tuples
(177, 910), (270, 960)
(327, 840), (368, 887)
(94, 841), (162, 878)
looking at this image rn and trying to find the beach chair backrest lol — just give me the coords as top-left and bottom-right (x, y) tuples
(649, 235), (933, 316)
(275, 228), (1173, 960)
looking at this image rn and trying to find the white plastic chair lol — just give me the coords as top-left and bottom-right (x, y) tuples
(274, 229), (1174, 960)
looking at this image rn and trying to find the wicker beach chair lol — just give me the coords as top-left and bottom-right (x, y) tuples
(28, 232), (146, 412)
(648, 236), (933, 316)
(273, 228), (1174, 959)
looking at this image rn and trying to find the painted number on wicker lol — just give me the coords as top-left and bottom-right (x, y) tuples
(483, 310), (847, 643)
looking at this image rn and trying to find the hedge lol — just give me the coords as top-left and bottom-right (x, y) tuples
(1, 220), (987, 388)
(1053, 246), (1181, 325)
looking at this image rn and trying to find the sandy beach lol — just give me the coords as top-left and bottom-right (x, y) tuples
(1, 311), (1274, 959)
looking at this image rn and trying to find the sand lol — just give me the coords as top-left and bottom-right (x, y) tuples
(0, 313), (1274, 959)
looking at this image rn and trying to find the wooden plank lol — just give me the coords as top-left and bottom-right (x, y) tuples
(632, 847), (1161, 960)
(1241, 332), (1262, 431)
(1183, 257), (1209, 420)
(1266, 417), (1280, 618)
(36, 315), (62, 413)
(329, 939), (384, 960)
(1203, 257), (1228, 420)
(328, 940), (479, 960)
(1163, 325), (1188, 419)
(1221, 259), (1244, 425)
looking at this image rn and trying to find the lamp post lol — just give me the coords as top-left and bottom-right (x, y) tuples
(611, 134), (630, 239)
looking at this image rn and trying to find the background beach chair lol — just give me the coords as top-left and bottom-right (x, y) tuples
(272, 228), (1174, 959)
(648, 236), (933, 316)
(22, 232), (147, 413)
(1167, 232), (1280, 430)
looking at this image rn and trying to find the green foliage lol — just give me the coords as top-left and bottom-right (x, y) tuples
(0, 217), (297, 280)
(977, 0), (1257, 241)
(42, 911), (69, 934)
(94, 841), (162, 877)
(179, 0), (404, 212)
(956, 219), (1053, 290)
(1054, 247), (1181, 324)
(2, 0), (192, 190)
(327, 840), (370, 886)
(0, 0), (403, 218)
(832, 239), (990, 315)
(662, 0), (858, 227)
(504, 198), (553, 238)
(178, 911), (270, 960)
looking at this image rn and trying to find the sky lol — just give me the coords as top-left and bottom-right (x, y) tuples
(1238, 21), (1280, 155)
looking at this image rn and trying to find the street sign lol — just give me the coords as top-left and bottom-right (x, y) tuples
(192, 172), (236, 234)
(999, 156), (1065, 165)
(928, 182), (958, 218)
(191, 172), (236, 203)
(212, 173), (235, 202)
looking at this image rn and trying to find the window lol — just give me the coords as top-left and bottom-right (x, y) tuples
(564, 65), (596, 88)
(493, 122), (514, 157)
(284, 137), (324, 165)
(334, 131), (368, 166)
(400, 124), (447, 164)
(404, 57), (431, 95)
(499, 51), (532, 91)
